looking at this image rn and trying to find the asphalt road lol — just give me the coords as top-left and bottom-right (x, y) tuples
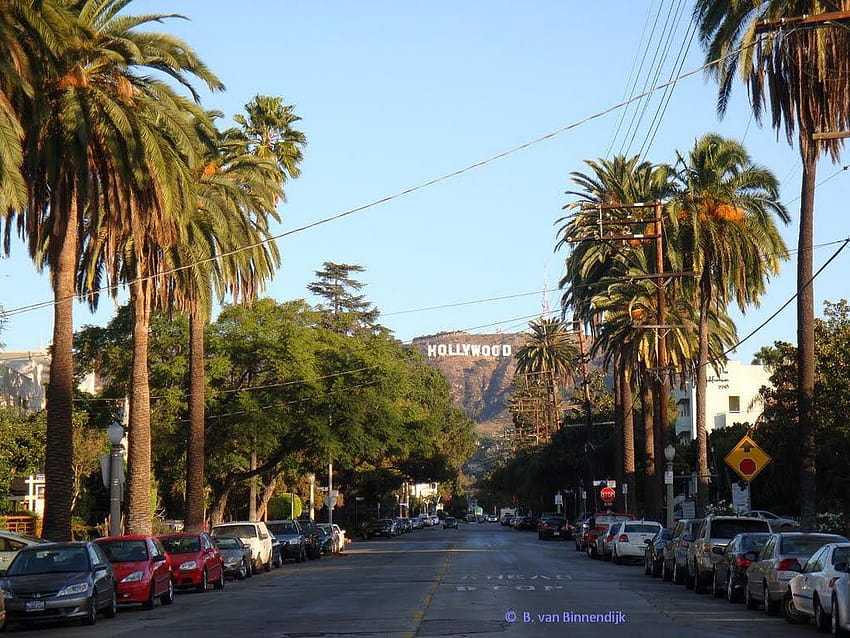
(4, 522), (824, 637)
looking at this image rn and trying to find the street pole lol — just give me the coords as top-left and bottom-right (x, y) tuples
(328, 459), (333, 528)
(107, 422), (124, 537)
(664, 444), (676, 528)
(309, 473), (315, 521)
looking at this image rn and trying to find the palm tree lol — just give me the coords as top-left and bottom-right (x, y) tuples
(514, 317), (579, 440)
(670, 134), (789, 515)
(693, 0), (850, 529)
(66, 1), (222, 536)
(178, 100), (304, 531)
(556, 155), (675, 517)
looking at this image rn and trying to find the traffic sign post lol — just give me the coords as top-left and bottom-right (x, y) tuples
(600, 486), (615, 505)
(724, 435), (772, 483)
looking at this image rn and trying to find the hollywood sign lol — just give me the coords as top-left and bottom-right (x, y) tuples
(424, 343), (513, 358)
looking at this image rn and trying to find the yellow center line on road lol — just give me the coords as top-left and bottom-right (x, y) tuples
(403, 545), (454, 638)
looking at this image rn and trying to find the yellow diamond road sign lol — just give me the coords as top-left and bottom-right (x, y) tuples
(724, 435), (772, 482)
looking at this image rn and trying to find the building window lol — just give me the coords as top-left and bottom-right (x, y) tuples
(678, 399), (690, 418)
(729, 395), (741, 413)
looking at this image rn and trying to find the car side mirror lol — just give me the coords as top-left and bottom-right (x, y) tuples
(712, 546), (725, 556)
(154, 554), (167, 562)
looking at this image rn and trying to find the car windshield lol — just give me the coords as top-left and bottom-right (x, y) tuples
(710, 519), (769, 539)
(213, 525), (257, 538)
(97, 539), (148, 562)
(267, 522), (298, 535)
(214, 537), (241, 550)
(7, 547), (90, 575)
(740, 534), (771, 551)
(780, 536), (844, 556)
(625, 524), (661, 534)
(159, 536), (200, 554)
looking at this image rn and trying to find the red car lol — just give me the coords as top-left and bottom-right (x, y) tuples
(95, 535), (174, 609)
(157, 532), (225, 592)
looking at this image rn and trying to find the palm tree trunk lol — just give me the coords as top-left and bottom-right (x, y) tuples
(640, 369), (656, 519)
(696, 270), (711, 517)
(797, 143), (818, 530)
(621, 361), (635, 513)
(42, 199), (78, 541)
(184, 309), (206, 532)
(613, 359), (624, 509)
(126, 278), (153, 535)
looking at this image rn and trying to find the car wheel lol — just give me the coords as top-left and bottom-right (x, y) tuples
(104, 587), (118, 619)
(833, 597), (848, 638)
(662, 562), (672, 582)
(693, 563), (706, 593)
(644, 556), (652, 576)
(245, 559), (253, 578)
(612, 550), (620, 565)
(196, 569), (208, 592)
(815, 596), (830, 632)
(785, 589), (805, 624)
(745, 582), (759, 610)
(142, 583), (156, 610)
(764, 583), (779, 616)
(236, 560), (247, 580)
(273, 554), (282, 568)
(727, 575), (739, 603)
(296, 548), (304, 563)
(684, 563), (694, 590)
(82, 597), (97, 626)
(160, 579), (174, 606)
(263, 556), (272, 572)
(213, 566), (225, 590)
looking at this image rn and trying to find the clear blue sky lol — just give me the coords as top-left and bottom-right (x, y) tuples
(1, 1), (848, 364)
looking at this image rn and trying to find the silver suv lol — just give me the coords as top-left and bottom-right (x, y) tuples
(687, 515), (770, 593)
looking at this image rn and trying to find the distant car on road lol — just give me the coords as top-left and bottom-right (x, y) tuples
(443, 517), (458, 529)
(611, 520), (663, 564)
(746, 510), (799, 530)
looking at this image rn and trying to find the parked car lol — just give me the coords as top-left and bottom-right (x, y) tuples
(709, 532), (771, 602)
(786, 542), (850, 629)
(574, 515), (594, 551)
(827, 566), (850, 637)
(297, 518), (324, 559)
(317, 523), (345, 553)
(212, 535), (252, 580)
(611, 520), (663, 565)
(587, 523), (614, 560)
(644, 528), (673, 577)
(538, 516), (569, 541)
(745, 510), (799, 530)
(210, 521), (274, 573)
(94, 535), (174, 609)
(663, 518), (704, 584)
(687, 515), (771, 593)
(0, 541), (117, 629)
(315, 526), (333, 555)
(266, 519), (306, 563)
(157, 532), (225, 592)
(486, 514), (498, 523)
(0, 530), (48, 572)
(745, 532), (848, 615)
(443, 517), (459, 529)
(585, 512), (637, 558)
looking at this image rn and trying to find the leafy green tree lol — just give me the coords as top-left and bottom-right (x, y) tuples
(693, 0), (850, 530)
(669, 133), (789, 515)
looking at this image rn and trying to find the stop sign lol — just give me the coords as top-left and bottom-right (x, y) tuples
(600, 486), (615, 502)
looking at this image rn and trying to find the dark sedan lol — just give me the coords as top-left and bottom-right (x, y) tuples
(710, 532), (771, 602)
(538, 516), (570, 541)
(361, 519), (395, 539)
(0, 542), (117, 629)
(266, 520), (306, 563)
(213, 536), (252, 580)
(644, 528), (673, 577)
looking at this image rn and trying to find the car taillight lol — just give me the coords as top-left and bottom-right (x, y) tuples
(776, 558), (801, 571)
(561, 524), (569, 532)
(543, 524), (552, 530)
(736, 557), (752, 568)
(618, 534), (629, 542)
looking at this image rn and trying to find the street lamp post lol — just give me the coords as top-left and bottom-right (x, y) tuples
(107, 422), (125, 537)
(664, 444), (676, 529)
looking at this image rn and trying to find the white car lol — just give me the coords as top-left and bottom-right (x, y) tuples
(611, 520), (663, 564)
(747, 510), (799, 530)
(211, 521), (274, 573)
(0, 530), (47, 571)
(786, 542), (850, 630)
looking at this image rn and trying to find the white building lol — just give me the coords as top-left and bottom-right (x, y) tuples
(673, 360), (771, 440)
(0, 350), (51, 412)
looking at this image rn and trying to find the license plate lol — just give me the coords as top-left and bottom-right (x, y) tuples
(553, 532), (560, 536)
(26, 600), (45, 612)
